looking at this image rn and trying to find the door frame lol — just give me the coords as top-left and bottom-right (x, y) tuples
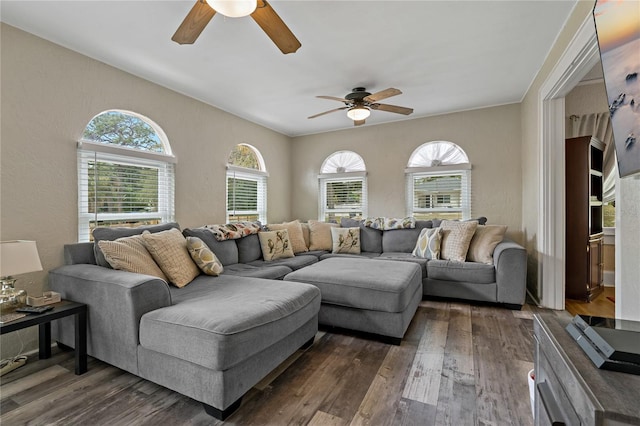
(538, 13), (601, 310)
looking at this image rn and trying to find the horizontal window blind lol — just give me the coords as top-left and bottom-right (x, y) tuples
(226, 169), (267, 223)
(78, 148), (175, 241)
(406, 170), (471, 221)
(320, 176), (367, 222)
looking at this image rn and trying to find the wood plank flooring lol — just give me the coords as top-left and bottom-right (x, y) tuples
(565, 286), (615, 318)
(1, 300), (540, 425)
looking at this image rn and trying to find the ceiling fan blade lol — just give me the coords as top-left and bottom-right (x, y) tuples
(317, 95), (350, 103)
(363, 88), (402, 103)
(251, 0), (301, 54)
(308, 106), (349, 119)
(171, 0), (216, 45)
(370, 103), (414, 115)
(354, 120), (366, 126)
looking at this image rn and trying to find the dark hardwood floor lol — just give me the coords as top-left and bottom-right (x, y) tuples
(1, 300), (541, 425)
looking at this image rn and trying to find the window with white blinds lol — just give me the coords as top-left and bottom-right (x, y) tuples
(226, 166), (267, 223)
(319, 151), (367, 222)
(319, 175), (367, 222)
(77, 141), (176, 241)
(406, 141), (471, 221)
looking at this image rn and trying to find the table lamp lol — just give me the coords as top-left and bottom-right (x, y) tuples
(0, 240), (43, 314)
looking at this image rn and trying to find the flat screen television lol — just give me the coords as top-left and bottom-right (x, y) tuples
(593, 0), (640, 178)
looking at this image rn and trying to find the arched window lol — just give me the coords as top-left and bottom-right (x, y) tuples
(226, 144), (268, 223)
(405, 141), (471, 220)
(78, 110), (176, 241)
(319, 151), (367, 222)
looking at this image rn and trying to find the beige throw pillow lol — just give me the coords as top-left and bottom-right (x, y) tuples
(467, 225), (508, 264)
(331, 227), (361, 254)
(141, 228), (200, 288)
(258, 230), (295, 261)
(186, 236), (224, 276)
(98, 235), (167, 281)
(440, 220), (478, 262)
(412, 227), (443, 259)
(267, 220), (308, 253)
(308, 220), (339, 251)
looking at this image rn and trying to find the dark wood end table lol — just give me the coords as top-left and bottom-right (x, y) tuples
(0, 300), (87, 375)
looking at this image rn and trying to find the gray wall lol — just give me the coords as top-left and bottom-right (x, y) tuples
(291, 104), (524, 241)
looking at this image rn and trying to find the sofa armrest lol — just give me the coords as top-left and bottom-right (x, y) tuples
(493, 240), (527, 306)
(49, 264), (172, 375)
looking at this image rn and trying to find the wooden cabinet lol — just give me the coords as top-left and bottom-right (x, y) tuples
(565, 136), (604, 301)
(534, 312), (640, 426)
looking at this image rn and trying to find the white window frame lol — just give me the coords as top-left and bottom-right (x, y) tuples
(77, 140), (176, 242)
(318, 171), (368, 222)
(226, 165), (268, 224)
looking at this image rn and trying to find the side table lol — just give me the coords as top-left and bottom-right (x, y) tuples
(0, 300), (87, 375)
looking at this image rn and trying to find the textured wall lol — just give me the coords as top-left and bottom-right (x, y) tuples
(290, 104), (524, 241)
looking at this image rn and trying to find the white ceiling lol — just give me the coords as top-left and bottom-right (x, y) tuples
(1, 0), (578, 137)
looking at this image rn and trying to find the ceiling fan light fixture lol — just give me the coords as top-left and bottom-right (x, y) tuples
(208, 0), (257, 18)
(346, 106), (370, 121)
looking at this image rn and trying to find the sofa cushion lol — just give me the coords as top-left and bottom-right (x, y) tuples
(142, 228), (200, 288)
(247, 254), (318, 271)
(222, 263), (292, 279)
(182, 228), (239, 266)
(258, 230), (295, 261)
(186, 236), (224, 276)
(340, 218), (382, 253)
(284, 258), (421, 313)
(440, 220), (478, 262)
(93, 222), (180, 268)
(412, 227), (443, 260)
(427, 259), (495, 284)
(374, 252), (428, 279)
(141, 275), (321, 371)
(236, 234), (263, 263)
(319, 252), (380, 261)
(308, 220), (339, 251)
(381, 220), (432, 253)
(266, 220), (308, 254)
(467, 225), (507, 264)
(97, 235), (168, 281)
(331, 227), (361, 254)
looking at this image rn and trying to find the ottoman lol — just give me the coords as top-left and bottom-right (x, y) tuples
(284, 257), (422, 344)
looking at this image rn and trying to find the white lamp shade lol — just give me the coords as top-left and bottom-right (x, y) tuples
(0, 240), (43, 277)
(209, 0), (257, 18)
(347, 106), (371, 121)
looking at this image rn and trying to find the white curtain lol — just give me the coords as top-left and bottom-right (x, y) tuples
(567, 112), (616, 202)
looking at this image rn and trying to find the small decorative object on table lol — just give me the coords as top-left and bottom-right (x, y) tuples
(0, 240), (43, 314)
(27, 291), (61, 307)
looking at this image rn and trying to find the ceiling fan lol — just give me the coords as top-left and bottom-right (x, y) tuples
(172, 0), (301, 54)
(308, 87), (413, 126)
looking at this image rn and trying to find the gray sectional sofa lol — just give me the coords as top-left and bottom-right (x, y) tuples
(49, 217), (526, 420)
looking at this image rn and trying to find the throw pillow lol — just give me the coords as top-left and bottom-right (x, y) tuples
(412, 227), (443, 259)
(98, 235), (167, 281)
(308, 220), (339, 251)
(258, 230), (295, 261)
(331, 227), (361, 254)
(92, 222), (180, 268)
(266, 220), (308, 253)
(186, 236), (224, 276)
(467, 225), (508, 264)
(440, 220), (478, 262)
(203, 221), (262, 241)
(141, 228), (200, 288)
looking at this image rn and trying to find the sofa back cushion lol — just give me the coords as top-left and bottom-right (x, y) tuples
(182, 227), (239, 266)
(236, 233), (263, 263)
(93, 222), (180, 268)
(381, 220), (432, 253)
(341, 218), (382, 253)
